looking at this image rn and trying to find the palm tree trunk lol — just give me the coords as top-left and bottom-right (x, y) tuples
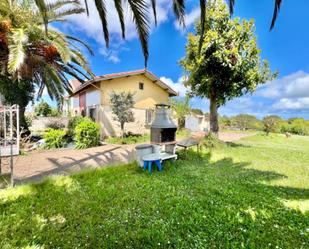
(210, 93), (219, 135)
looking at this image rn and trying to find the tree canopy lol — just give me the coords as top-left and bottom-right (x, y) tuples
(180, 0), (277, 134)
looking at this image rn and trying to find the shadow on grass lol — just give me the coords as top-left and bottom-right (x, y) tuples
(0, 150), (308, 248)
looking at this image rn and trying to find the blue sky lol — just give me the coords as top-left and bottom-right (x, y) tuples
(42, 0), (309, 119)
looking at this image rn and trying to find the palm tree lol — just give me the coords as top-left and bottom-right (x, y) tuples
(34, 0), (282, 66)
(0, 0), (94, 130)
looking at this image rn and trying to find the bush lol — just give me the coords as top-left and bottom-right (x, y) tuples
(43, 129), (67, 149)
(35, 101), (52, 117)
(199, 133), (225, 149)
(68, 116), (85, 137)
(74, 119), (100, 149)
(50, 108), (61, 117)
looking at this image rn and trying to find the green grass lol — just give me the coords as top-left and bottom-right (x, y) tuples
(0, 134), (308, 248)
(105, 134), (150, 144)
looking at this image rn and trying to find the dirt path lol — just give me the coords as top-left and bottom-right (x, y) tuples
(218, 131), (257, 142)
(1, 144), (136, 185)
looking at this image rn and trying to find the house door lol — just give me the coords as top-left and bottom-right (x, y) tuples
(79, 92), (86, 116)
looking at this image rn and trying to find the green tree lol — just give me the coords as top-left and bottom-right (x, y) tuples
(191, 108), (203, 115)
(34, 0), (283, 65)
(263, 115), (281, 135)
(232, 114), (260, 130)
(171, 95), (191, 129)
(0, 0), (93, 132)
(110, 91), (135, 138)
(0, 75), (34, 130)
(180, 1), (276, 135)
(34, 101), (52, 117)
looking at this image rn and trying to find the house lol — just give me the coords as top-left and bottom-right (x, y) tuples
(185, 113), (210, 132)
(65, 69), (178, 137)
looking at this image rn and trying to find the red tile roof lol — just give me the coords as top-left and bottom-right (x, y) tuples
(70, 69), (178, 97)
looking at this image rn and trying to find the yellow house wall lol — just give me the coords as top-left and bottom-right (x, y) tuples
(99, 75), (170, 109)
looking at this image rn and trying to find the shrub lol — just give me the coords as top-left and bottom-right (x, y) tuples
(35, 101), (52, 117)
(199, 133), (225, 149)
(74, 119), (100, 149)
(43, 129), (67, 149)
(68, 116), (85, 137)
(50, 108), (61, 117)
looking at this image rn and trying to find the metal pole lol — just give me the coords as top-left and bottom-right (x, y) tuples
(10, 139), (13, 186)
(16, 105), (20, 154)
(10, 107), (14, 187)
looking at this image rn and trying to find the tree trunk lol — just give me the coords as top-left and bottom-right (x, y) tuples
(121, 122), (125, 138)
(19, 106), (30, 136)
(209, 93), (219, 135)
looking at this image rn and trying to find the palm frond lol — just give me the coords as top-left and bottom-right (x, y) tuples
(113, 0), (125, 39)
(128, 0), (150, 67)
(173, 0), (185, 28)
(66, 35), (94, 55)
(270, 0), (282, 30)
(8, 28), (28, 75)
(151, 0), (157, 26)
(94, 0), (109, 47)
(34, 0), (48, 32)
(227, 0), (235, 15)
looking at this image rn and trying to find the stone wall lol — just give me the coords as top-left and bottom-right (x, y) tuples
(30, 117), (69, 132)
(98, 105), (151, 137)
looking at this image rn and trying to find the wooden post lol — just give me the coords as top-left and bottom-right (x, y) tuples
(3, 106), (6, 146)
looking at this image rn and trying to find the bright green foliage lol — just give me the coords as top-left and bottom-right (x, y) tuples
(43, 129), (67, 149)
(232, 114), (262, 130)
(68, 116), (85, 137)
(281, 118), (309, 136)
(0, 0), (93, 103)
(0, 134), (308, 248)
(74, 119), (100, 149)
(171, 95), (191, 129)
(199, 132), (225, 149)
(106, 134), (150, 145)
(50, 108), (61, 117)
(34, 101), (52, 117)
(109, 91), (135, 137)
(180, 0), (276, 133)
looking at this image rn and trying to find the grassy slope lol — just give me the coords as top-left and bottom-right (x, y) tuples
(0, 134), (308, 248)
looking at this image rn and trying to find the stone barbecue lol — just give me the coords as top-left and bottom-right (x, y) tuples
(150, 104), (177, 144)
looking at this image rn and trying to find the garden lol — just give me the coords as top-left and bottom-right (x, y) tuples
(0, 134), (308, 248)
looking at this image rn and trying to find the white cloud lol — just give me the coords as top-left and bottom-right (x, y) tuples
(174, 7), (200, 31)
(272, 98), (309, 110)
(58, 0), (172, 61)
(160, 76), (188, 97)
(257, 71), (309, 111)
(258, 71), (309, 99)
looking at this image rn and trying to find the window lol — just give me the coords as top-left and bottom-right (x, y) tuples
(145, 109), (154, 124)
(88, 107), (96, 121)
(139, 82), (144, 90)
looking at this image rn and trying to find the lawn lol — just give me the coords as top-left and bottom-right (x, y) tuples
(0, 134), (308, 248)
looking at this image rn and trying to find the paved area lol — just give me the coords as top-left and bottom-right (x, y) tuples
(0, 131), (256, 185)
(190, 131), (256, 142)
(1, 144), (136, 185)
